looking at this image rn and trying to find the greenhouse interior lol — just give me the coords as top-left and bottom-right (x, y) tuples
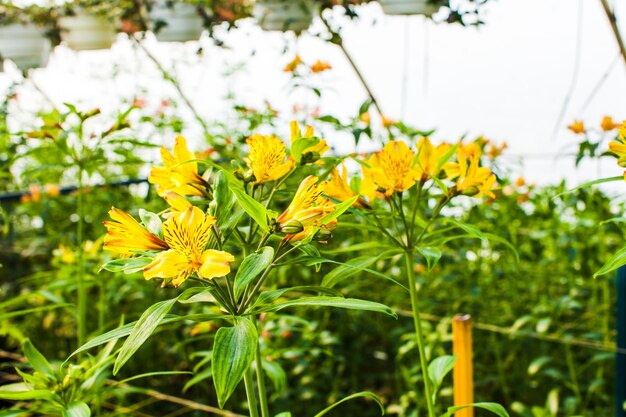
(1, 0), (626, 416)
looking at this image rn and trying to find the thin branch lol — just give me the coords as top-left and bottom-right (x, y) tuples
(319, 15), (386, 118)
(599, 0), (626, 70)
(132, 36), (211, 138)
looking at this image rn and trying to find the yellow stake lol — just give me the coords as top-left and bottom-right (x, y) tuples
(453, 314), (474, 417)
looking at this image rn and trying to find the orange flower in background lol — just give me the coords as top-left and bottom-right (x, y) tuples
(486, 141), (508, 159)
(381, 115), (396, 128)
(143, 206), (234, 287)
(325, 163), (368, 208)
(360, 140), (419, 200)
(44, 184), (61, 197)
(601, 116), (620, 132)
(245, 134), (294, 184)
(310, 60), (332, 73)
(568, 120), (585, 134)
(359, 112), (371, 125)
(149, 136), (210, 198)
(284, 55), (303, 73)
(415, 137), (452, 180)
(103, 207), (168, 256)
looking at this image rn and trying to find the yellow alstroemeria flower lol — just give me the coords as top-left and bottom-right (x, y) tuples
(360, 140), (419, 200)
(276, 176), (336, 240)
(162, 191), (192, 218)
(310, 60), (332, 73)
(325, 163), (368, 208)
(415, 137), (452, 180)
(290, 120), (329, 157)
(149, 136), (210, 197)
(143, 206), (234, 287)
(568, 120), (585, 134)
(445, 151), (497, 199)
(245, 134), (295, 184)
(103, 207), (169, 256)
(601, 116), (620, 132)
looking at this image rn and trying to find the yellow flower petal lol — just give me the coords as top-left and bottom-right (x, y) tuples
(198, 250), (235, 280)
(103, 207), (168, 255)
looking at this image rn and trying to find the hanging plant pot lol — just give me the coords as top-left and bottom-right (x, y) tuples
(59, 13), (117, 51)
(253, 0), (318, 33)
(378, 0), (441, 16)
(0, 23), (51, 71)
(149, 1), (204, 42)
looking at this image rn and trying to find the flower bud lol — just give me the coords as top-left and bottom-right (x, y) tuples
(300, 151), (321, 165)
(313, 228), (333, 242)
(280, 219), (304, 235)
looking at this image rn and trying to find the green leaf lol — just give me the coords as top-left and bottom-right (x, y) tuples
(262, 360), (287, 393)
(291, 137), (319, 163)
(63, 402), (91, 417)
(234, 247), (274, 300)
(22, 339), (54, 379)
(253, 286), (343, 309)
(321, 195), (358, 225)
(99, 257), (152, 274)
(321, 249), (404, 288)
(594, 246), (626, 278)
(115, 371), (192, 386)
(224, 172), (269, 232)
(440, 402), (509, 417)
(554, 176), (623, 198)
(254, 296), (397, 318)
(314, 391), (384, 417)
(211, 171), (235, 226)
(428, 355), (456, 400)
(113, 297), (179, 375)
(417, 247), (442, 271)
(0, 383), (57, 401)
(212, 318), (258, 408)
(0, 411), (30, 417)
(138, 209), (163, 238)
(283, 255), (407, 291)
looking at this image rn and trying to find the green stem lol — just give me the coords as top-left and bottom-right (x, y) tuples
(255, 344), (270, 417)
(243, 367), (260, 417)
(404, 250), (436, 417)
(76, 166), (86, 349)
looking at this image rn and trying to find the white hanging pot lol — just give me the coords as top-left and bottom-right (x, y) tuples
(0, 23), (51, 71)
(378, 0), (441, 16)
(59, 13), (117, 50)
(253, 0), (318, 33)
(149, 1), (204, 42)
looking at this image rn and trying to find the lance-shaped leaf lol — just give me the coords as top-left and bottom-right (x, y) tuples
(253, 296), (397, 318)
(212, 318), (258, 408)
(113, 297), (178, 375)
(314, 391), (384, 417)
(234, 247), (274, 300)
(440, 402), (509, 417)
(22, 339), (54, 379)
(223, 171), (268, 232)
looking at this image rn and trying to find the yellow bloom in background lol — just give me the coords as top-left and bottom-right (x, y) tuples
(103, 207), (168, 256)
(326, 163), (368, 208)
(601, 116), (620, 132)
(277, 176), (336, 240)
(54, 244), (76, 265)
(284, 55), (302, 73)
(360, 141), (419, 200)
(290, 120), (329, 157)
(567, 120), (586, 134)
(149, 136), (209, 197)
(445, 151), (497, 199)
(245, 134), (294, 184)
(144, 206), (234, 287)
(359, 112), (371, 125)
(415, 137), (452, 180)
(620, 121), (626, 141)
(310, 60), (332, 73)
(44, 184), (61, 197)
